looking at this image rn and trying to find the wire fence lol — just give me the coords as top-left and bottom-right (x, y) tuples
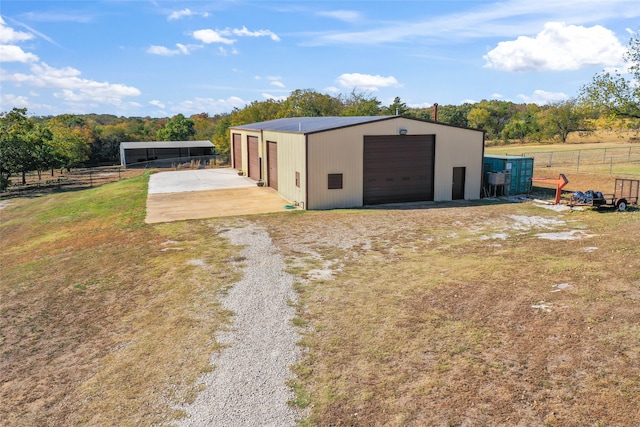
(123, 154), (229, 169)
(1, 166), (137, 196)
(2, 154), (233, 197)
(504, 146), (640, 176)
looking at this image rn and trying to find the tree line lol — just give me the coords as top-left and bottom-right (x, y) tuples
(2, 35), (638, 191)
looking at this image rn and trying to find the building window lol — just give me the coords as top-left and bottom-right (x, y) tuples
(328, 173), (343, 190)
(295, 171), (300, 188)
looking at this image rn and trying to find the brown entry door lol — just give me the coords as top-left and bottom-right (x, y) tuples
(267, 141), (278, 190)
(232, 133), (242, 169)
(247, 136), (260, 180)
(452, 167), (466, 200)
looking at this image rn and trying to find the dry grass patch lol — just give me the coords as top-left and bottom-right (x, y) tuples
(0, 174), (240, 426)
(257, 200), (640, 426)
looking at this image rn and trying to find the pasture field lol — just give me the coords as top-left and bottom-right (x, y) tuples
(1, 149), (639, 426)
(1, 174), (239, 426)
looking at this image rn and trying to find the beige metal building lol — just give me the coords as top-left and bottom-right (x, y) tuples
(229, 116), (485, 210)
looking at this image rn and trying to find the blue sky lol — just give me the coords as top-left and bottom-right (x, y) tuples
(1, 0), (638, 118)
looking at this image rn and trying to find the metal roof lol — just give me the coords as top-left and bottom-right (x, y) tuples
(230, 116), (397, 134)
(484, 154), (534, 160)
(120, 140), (214, 149)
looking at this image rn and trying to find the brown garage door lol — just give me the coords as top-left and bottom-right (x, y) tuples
(232, 133), (242, 169)
(267, 141), (278, 190)
(363, 135), (435, 205)
(247, 136), (260, 180)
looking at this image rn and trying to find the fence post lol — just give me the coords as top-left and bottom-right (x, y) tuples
(89, 172), (93, 187)
(610, 157), (613, 175)
(547, 152), (553, 168)
(603, 148), (607, 164)
(577, 150), (581, 173)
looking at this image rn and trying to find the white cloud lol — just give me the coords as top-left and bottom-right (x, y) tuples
(306, 0), (640, 46)
(233, 26), (280, 42)
(147, 45), (180, 56)
(3, 62), (140, 104)
(0, 93), (30, 108)
(262, 93), (287, 101)
(217, 46), (239, 56)
(0, 45), (39, 62)
(336, 73), (402, 91)
(192, 29), (235, 45)
(324, 86), (340, 94)
(517, 89), (568, 104)
(0, 17), (33, 43)
(407, 102), (432, 108)
(168, 8), (209, 21)
(492, 93), (504, 99)
(317, 10), (361, 23)
(263, 75), (285, 88)
(192, 26), (280, 45)
(484, 22), (626, 72)
(147, 43), (200, 56)
(150, 100), (165, 108)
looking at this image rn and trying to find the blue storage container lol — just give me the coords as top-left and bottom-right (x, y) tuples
(484, 155), (534, 195)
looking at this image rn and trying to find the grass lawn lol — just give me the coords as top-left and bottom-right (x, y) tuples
(0, 173), (240, 426)
(259, 201), (640, 426)
(1, 157), (639, 426)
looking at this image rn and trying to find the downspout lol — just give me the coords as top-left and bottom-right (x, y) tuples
(304, 134), (309, 210)
(480, 130), (486, 199)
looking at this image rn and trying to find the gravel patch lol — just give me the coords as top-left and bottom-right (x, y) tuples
(177, 222), (300, 427)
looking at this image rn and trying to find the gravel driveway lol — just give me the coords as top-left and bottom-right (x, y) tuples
(177, 222), (301, 427)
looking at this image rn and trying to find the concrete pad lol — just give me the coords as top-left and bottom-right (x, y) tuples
(148, 168), (255, 194)
(146, 186), (297, 223)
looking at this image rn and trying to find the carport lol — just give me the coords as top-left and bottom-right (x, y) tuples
(145, 168), (296, 223)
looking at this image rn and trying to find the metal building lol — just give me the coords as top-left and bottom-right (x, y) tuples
(120, 140), (214, 168)
(229, 116), (485, 210)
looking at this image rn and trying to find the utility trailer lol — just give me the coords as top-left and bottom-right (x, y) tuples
(570, 178), (640, 211)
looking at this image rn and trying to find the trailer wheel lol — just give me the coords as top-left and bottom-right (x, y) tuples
(616, 199), (627, 211)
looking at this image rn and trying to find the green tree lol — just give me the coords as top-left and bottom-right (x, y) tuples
(466, 100), (517, 139)
(191, 112), (217, 141)
(539, 99), (592, 143)
(0, 108), (55, 187)
(580, 34), (640, 119)
(279, 89), (342, 117)
(156, 113), (196, 141)
(231, 100), (283, 125)
(435, 104), (472, 127)
(47, 114), (93, 167)
(212, 114), (232, 155)
(384, 97), (408, 116)
(340, 90), (381, 116)
(501, 105), (541, 143)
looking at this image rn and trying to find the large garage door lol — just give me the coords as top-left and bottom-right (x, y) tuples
(232, 133), (242, 169)
(267, 141), (278, 190)
(363, 135), (435, 205)
(247, 136), (260, 180)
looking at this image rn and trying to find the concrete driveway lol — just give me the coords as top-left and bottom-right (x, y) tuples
(145, 168), (296, 223)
